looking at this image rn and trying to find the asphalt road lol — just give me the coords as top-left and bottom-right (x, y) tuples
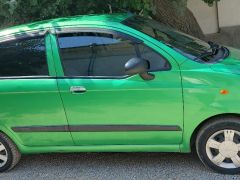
(0, 152), (239, 180)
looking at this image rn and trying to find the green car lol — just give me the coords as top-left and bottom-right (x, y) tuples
(0, 13), (240, 174)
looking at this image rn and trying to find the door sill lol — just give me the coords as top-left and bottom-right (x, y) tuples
(20, 144), (181, 154)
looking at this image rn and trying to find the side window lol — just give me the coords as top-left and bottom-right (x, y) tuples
(0, 36), (49, 77)
(58, 32), (137, 77)
(58, 31), (170, 77)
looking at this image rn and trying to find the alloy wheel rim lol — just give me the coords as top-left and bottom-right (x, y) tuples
(0, 142), (7, 168)
(206, 129), (240, 169)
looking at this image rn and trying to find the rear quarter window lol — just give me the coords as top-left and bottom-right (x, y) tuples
(0, 36), (49, 77)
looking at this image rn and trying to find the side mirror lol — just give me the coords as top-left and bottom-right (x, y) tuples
(125, 57), (148, 75)
(125, 57), (155, 81)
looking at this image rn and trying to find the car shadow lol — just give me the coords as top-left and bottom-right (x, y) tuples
(0, 152), (237, 179)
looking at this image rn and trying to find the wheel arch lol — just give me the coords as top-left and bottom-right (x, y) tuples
(190, 113), (240, 149)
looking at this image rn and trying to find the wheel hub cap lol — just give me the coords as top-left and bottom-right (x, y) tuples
(206, 129), (240, 169)
(0, 143), (8, 168)
(219, 141), (238, 158)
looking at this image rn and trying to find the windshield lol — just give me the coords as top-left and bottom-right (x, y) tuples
(122, 16), (215, 61)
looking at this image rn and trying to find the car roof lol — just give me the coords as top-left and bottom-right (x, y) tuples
(0, 13), (132, 37)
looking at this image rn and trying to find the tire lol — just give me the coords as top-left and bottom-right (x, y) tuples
(196, 116), (240, 174)
(0, 133), (21, 172)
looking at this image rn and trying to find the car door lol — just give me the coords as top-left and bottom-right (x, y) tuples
(0, 33), (73, 146)
(52, 29), (183, 146)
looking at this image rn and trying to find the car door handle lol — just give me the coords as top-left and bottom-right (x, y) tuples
(70, 86), (87, 94)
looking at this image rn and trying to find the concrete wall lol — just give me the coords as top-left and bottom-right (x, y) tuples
(218, 0), (240, 27)
(188, 0), (240, 35)
(187, 0), (218, 34)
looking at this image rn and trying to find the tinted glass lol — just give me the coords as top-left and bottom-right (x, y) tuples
(0, 36), (48, 77)
(58, 32), (170, 77)
(58, 32), (136, 77)
(138, 44), (170, 71)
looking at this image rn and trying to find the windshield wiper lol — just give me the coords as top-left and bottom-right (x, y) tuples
(194, 41), (221, 62)
(208, 41), (221, 55)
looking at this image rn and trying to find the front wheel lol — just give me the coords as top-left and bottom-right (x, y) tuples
(196, 117), (240, 174)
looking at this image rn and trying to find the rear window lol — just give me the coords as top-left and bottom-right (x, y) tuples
(0, 36), (49, 77)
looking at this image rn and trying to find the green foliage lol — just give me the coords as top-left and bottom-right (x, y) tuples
(0, 0), (220, 28)
(0, 0), (152, 28)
